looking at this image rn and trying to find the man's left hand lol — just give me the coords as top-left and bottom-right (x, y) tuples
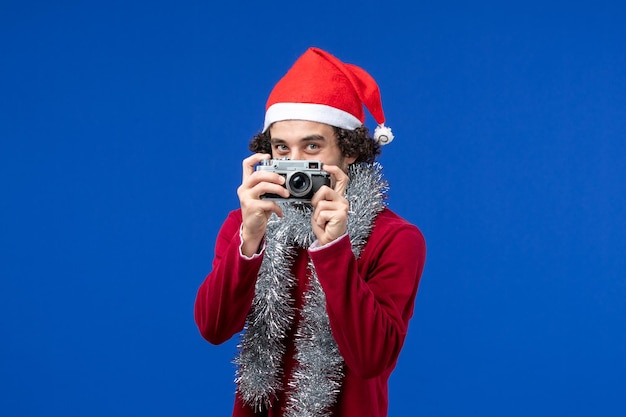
(310, 164), (350, 246)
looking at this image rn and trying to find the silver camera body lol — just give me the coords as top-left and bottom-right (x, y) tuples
(256, 159), (331, 202)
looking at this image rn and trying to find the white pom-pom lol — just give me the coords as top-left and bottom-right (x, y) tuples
(374, 124), (394, 145)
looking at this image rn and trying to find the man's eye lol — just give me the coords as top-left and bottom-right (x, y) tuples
(307, 144), (319, 150)
(275, 145), (288, 151)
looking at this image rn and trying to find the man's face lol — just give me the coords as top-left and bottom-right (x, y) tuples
(268, 120), (356, 173)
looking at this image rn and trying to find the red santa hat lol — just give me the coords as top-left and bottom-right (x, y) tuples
(263, 47), (394, 145)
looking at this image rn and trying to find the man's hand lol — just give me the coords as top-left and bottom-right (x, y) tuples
(310, 164), (350, 246)
(237, 153), (290, 256)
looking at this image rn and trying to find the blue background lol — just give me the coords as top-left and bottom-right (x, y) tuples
(2, 1), (625, 416)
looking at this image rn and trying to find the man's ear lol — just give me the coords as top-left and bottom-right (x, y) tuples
(345, 154), (357, 165)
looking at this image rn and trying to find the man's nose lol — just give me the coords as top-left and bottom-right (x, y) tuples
(289, 150), (303, 160)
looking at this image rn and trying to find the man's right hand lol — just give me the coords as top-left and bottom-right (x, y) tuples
(236, 153), (290, 257)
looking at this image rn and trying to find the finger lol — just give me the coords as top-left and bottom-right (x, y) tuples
(254, 200), (285, 218)
(243, 171), (286, 189)
(239, 180), (290, 202)
(240, 171), (287, 201)
(312, 208), (347, 242)
(251, 181), (291, 200)
(312, 201), (348, 223)
(310, 185), (333, 207)
(310, 184), (349, 208)
(241, 200), (284, 240)
(322, 164), (349, 197)
(242, 153), (271, 180)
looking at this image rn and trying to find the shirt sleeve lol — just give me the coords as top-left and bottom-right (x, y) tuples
(309, 232), (348, 251)
(308, 217), (426, 379)
(194, 210), (264, 345)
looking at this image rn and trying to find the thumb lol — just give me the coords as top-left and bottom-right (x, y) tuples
(324, 164), (349, 196)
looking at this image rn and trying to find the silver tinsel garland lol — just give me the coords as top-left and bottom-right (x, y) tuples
(235, 162), (388, 416)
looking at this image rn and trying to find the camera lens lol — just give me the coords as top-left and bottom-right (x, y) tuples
(288, 172), (311, 197)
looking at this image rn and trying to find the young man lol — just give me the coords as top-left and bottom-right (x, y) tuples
(194, 47), (426, 417)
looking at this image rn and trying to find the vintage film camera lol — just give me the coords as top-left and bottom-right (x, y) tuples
(256, 159), (331, 202)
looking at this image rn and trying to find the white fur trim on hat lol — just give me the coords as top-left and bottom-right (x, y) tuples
(263, 102), (362, 132)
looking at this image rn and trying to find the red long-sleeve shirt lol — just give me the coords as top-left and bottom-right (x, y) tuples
(195, 208), (426, 417)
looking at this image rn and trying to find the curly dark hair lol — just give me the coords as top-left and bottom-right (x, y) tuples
(248, 125), (381, 164)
